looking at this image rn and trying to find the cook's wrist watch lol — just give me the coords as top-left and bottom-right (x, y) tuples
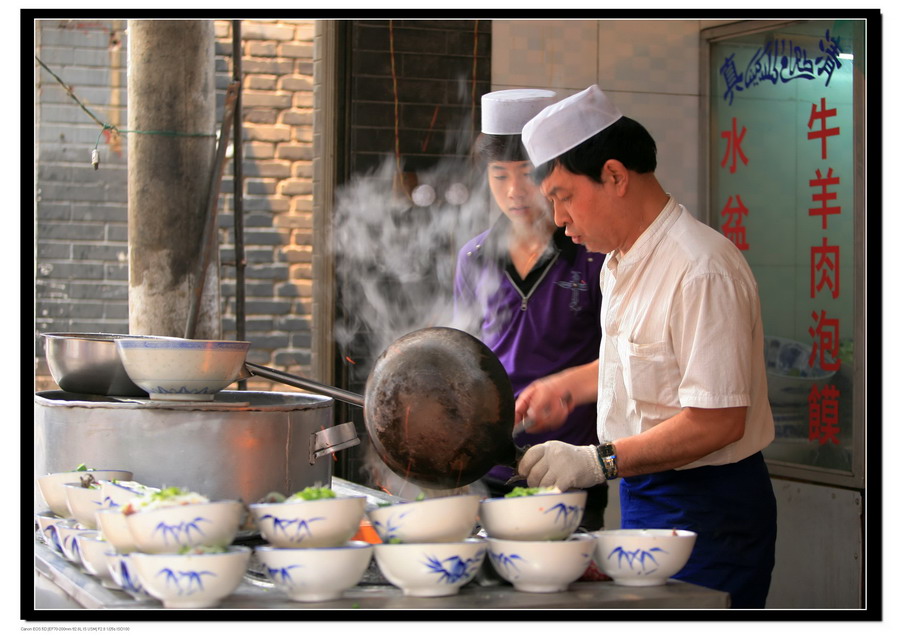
(595, 442), (619, 480)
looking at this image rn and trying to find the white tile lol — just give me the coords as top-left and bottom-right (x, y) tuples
(612, 92), (702, 219)
(596, 20), (701, 95)
(491, 20), (597, 90)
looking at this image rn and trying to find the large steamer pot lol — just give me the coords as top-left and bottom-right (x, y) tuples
(34, 390), (359, 511)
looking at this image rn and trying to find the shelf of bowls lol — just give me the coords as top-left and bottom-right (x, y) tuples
(35, 467), (700, 608)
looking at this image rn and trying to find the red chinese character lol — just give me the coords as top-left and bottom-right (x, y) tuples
(807, 310), (841, 372)
(809, 168), (841, 230)
(720, 117), (748, 174)
(720, 195), (750, 250)
(807, 97), (840, 160)
(808, 383), (841, 445)
(810, 237), (840, 299)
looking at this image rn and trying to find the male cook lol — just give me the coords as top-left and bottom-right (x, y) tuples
(514, 85), (777, 609)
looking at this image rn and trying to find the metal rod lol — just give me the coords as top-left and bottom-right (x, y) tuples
(243, 361), (365, 407)
(232, 20), (247, 389)
(184, 82), (239, 339)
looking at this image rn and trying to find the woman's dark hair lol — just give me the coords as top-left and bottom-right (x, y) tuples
(473, 132), (530, 166)
(533, 116), (657, 184)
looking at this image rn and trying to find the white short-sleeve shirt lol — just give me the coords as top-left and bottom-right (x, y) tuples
(596, 197), (774, 468)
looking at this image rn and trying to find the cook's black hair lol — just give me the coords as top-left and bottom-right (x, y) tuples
(532, 116), (657, 184)
(473, 132), (530, 166)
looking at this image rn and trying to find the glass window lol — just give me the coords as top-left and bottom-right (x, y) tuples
(705, 20), (866, 485)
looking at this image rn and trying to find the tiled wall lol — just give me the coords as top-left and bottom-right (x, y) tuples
(491, 19), (731, 219)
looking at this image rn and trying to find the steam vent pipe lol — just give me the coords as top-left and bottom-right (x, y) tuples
(126, 20), (221, 338)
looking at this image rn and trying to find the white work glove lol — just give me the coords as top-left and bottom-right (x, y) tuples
(517, 441), (606, 492)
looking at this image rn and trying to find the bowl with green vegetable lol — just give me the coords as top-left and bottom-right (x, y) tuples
(487, 533), (597, 593)
(249, 486), (366, 548)
(37, 465), (133, 518)
(98, 479), (160, 510)
(255, 541), (374, 602)
(123, 487), (245, 554)
(130, 545), (251, 608)
(479, 487), (587, 541)
(367, 493), (481, 544)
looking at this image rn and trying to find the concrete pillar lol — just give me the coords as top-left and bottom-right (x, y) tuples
(126, 20), (220, 338)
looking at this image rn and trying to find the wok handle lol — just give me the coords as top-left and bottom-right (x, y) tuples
(243, 361), (365, 408)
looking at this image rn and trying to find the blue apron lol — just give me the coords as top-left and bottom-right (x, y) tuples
(619, 451), (777, 608)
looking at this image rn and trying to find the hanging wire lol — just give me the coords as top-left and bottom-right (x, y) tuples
(388, 21), (402, 175)
(36, 54), (215, 169)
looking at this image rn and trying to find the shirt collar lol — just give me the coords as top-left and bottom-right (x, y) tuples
(608, 195), (680, 268)
(477, 214), (574, 266)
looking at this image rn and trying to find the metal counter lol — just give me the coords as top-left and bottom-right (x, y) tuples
(32, 478), (731, 612)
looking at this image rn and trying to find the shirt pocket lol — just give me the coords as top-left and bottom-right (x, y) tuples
(622, 339), (680, 407)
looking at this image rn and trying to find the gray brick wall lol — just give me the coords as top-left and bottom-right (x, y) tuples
(34, 19), (317, 393)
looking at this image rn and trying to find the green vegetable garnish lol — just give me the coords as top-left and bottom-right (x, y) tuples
(386, 537), (404, 544)
(415, 492), (426, 501)
(149, 486), (191, 502)
(505, 486), (543, 498)
(289, 486), (337, 501)
(178, 544), (227, 555)
(73, 463), (93, 472)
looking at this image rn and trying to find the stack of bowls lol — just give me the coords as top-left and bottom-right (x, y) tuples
(35, 468), (134, 566)
(367, 494), (487, 597)
(480, 490), (597, 593)
(114, 489), (250, 608)
(249, 491), (373, 602)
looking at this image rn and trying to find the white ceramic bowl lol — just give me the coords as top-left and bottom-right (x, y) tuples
(367, 494), (480, 543)
(76, 531), (118, 588)
(125, 500), (245, 554)
(98, 479), (160, 510)
(487, 534), (597, 593)
(249, 496), (366, 548)
(54, 518), (89, 565)
(130, 546), (251, 608)
(764, 335), (837, 405)
(106, 552), (155, 601)
(115, 338), (250, 401)
(374, 538), (487, 597)
(255, 542), (373, 602)
(37, 469), (133, 518)
(35, 510), (66, 554)
(479, 490), (587, 541)
(64, 482), (106, 528)
(592, 528), (697, 587)
(96, 508), (138, 554)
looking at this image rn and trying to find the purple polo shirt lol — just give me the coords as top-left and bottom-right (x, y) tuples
(454, 217), (605, 483)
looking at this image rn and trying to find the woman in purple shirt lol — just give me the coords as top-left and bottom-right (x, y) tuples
(453, 89), (607, 529)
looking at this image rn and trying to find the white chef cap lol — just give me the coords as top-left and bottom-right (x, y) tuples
(522, 85), (623, 167)
(481, 88), (557, 135)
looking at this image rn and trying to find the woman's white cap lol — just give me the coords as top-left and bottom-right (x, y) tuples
(522, 85), (623, 167)
(481, 88), (557, 135)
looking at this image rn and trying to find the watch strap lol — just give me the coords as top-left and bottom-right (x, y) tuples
(595, 442), (619, 480)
